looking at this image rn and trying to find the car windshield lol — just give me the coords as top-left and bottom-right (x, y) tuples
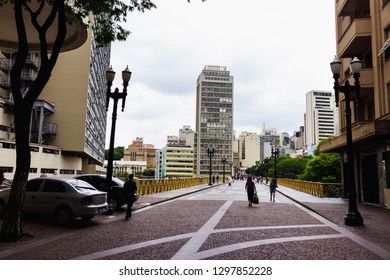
(70, 180), (98, 191)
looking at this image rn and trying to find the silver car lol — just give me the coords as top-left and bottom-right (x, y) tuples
(22, 177), (108, 224)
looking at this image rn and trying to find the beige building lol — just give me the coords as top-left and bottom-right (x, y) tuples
(0, 17), (110, 179)
(123, 137), (156, 170)
(239, 131), (260, 170)
(321, 0), (390, 208)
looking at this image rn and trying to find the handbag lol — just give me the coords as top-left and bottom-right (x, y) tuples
(252, 192), (259, 204)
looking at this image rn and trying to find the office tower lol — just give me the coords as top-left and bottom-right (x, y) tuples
(195, 65), (234, 177)
(305, 90), (336, 154)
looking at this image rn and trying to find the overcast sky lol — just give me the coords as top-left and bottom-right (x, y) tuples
(106, 0), (336, 149)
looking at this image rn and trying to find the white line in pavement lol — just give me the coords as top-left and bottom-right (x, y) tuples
(171, 200), (233, 260)
(190, 234), (344, 260)
(71, 224), (332, 260)
(72, 233), (194, 260)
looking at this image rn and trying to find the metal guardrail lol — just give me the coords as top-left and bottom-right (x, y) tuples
(277, 178), (342, 198)
(135, 177), (210, 196)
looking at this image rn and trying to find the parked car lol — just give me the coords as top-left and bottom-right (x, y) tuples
(24, 177), (108, 224)
(73, 174), (126, 210)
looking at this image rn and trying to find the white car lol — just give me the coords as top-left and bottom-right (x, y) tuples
(1, 177), (108, 224)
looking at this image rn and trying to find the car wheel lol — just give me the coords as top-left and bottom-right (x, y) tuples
(0, 199), (6, 219)
(110, 197), (119, 210)
(55, 206), (72, 224)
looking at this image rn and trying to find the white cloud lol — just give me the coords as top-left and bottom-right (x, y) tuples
(106, 0), (336, 149)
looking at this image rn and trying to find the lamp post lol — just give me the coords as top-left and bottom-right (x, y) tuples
(221, 154), (227, 183)
(271, 145), (279, 183)
(330, 56), (363, 226)
(207, 145), (214, 185)
(105, 65), (132, 212)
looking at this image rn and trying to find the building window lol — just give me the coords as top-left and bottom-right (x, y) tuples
(43, 148), (59, 155)
(60, 169), (75, 175)
(0, 166), (13, 173)
(41, 168), (57, 174)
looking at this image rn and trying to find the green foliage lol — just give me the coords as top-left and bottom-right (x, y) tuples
(135, 168), (155, 178)
(245, 137), (341, 183)
(277, 156), (311, 179)
(105, 146), (124, 160)
(298, 153), (341, 183)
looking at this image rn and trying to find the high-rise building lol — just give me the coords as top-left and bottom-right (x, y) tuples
(195, 66), (234, 177)
(0, 17), (110, 178)
(305, 90), (337, 155)
(321, 1), (390, 207)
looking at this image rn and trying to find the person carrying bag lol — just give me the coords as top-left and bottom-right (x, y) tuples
(245, 176), (257, 207)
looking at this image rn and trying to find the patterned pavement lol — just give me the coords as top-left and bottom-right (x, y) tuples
(0, 180), (389, 260)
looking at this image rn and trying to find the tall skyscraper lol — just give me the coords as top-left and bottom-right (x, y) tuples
(195, 65), (234, 176)
(305, 90), (337, 154)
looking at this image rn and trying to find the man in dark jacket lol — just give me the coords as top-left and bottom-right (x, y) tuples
(123, 174), (137, 220)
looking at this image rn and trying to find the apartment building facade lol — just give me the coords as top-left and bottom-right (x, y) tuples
(321, 0), (390, 208)
(0, 18), (110, 179)
(195, 66), (234, 177)
(155, 145), (194, 178)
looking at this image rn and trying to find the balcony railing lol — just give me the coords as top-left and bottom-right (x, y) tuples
(0, 74), (11, 89)
(21, 68), (38, 81)
(43, 122), (57, 135)
(338, 17), (371, 58)
(0, 58), (14, 71)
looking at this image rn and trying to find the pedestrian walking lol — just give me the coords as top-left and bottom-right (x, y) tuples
(245, 176), (256, 207)
(270, 178), (277, 202)
(123, 174), (138, 220)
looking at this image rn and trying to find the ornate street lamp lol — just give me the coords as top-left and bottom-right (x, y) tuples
(271, 144), (279, 183)
(330, 56), (363, 226)
(207, 144), (215, 185)
(105, 65), (132, 212)
(221, 154), (227, 183)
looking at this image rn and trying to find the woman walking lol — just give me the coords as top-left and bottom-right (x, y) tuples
(270, 178), (277, 202)
(245, 176), (256, 207)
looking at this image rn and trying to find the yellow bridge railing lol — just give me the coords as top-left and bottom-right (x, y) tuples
(135, 177), (210, 196)
(277, 178), (342, 198)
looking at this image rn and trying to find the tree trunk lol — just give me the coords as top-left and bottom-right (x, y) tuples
(0, 0), (67, 242)
(0, 102), (32, 241)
